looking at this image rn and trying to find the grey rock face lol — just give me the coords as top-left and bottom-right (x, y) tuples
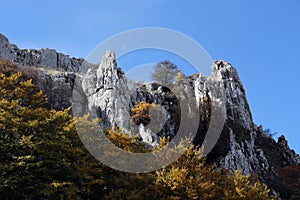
(139, 124), (160, 147)
(277, 135), (300, 164)
(82, 50), (132, 133)
(0, 33), (83, 72)
(36, 71), (77, 110)
(212, 60), (253, 130)
(208, 61), (299, 195)
(209, 61), (258, 170)
(131, 83), (180, 139)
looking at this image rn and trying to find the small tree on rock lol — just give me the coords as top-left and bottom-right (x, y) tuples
(151, 60), (178, 87)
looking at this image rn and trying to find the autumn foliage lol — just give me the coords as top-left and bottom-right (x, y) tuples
(130, 101), (156, 125)
(0, 60), (274, 199)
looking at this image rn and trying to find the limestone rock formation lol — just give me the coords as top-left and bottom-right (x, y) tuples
(0, 33), (299, 198)
(82, 50), (132, 132)
(0, 33), (94, 111)
(79, 52), (300, 197)
(36, 71), (76, 110)
(0, 33), (83, 71)
(139, 124), (160, 147)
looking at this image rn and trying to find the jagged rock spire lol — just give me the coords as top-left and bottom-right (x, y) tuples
(82, 50), (131, 133)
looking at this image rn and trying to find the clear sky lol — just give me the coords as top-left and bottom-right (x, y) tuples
(0, 0), (299, 153)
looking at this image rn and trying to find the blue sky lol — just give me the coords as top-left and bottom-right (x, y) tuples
(0, 0), (299, 153)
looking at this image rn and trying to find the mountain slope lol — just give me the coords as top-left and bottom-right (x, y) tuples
(0, 33), (299, 198)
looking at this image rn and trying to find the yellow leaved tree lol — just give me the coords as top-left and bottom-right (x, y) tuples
(155, 145), (273, 200)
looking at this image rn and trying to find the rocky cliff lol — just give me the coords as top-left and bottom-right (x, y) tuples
(0, 34), (299, 197)
(0, 33), (85, 72)
(0, 34), (94, 110)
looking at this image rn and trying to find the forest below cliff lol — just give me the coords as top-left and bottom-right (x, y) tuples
(0, 59), (272, 199)
(1, 59), (300, 199)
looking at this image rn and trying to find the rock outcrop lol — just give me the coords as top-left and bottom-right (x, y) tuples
(0, 33), (83, 72)
(81, 51), (132, 132)
(0, 33), (299, 198)
(0, 33), (94, 110)
(36, 71), (78, 110)
(79, 53), (300, 198)
(80, 51), (300, 186)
